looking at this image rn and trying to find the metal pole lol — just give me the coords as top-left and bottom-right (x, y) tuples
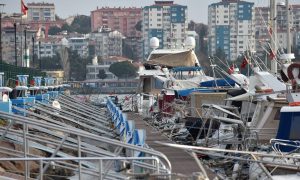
(39, 41), (41, 69)
(32, 36), (35, 67)
(0, 4), (4, 65)
(77, 136), (82, 180)
(99, 160), (103, 180)
(14, 23), (17, 66)
(286, 0), (291, 54)
(0, 12), (2, 64)
(39, 159), (43, 180)
(23, 123), (28, 179)
(24, 29), (27, 67)
(270, 0), (277, 74)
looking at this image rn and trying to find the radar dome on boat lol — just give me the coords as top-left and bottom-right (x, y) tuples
(185, 37), (196, 49)
(92, 56), (98, 65)
(150, 37), (159, 50)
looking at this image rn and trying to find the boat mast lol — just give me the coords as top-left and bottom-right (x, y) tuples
(270, 0), (277, 74)
(286, 0), (291, 55)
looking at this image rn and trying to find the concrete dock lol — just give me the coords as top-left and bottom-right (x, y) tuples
(127, 112), (215, 178)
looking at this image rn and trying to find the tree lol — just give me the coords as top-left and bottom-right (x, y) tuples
(61, 23), (73, 33)
(122, 41), (135, 60)
(97, 69), (107, 79)
(48, 26), (62, 35)
(109, 61), (137, 79)
(40, 53), (62, 70)
(135, 20), (142, 32)
(68, 49), (90, 81)
(71, 15), (91, 34)
(55, 14), (62, 21)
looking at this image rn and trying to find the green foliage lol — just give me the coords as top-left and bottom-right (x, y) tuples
(97, 69), (107, 79)
(49, 15), (91, 35)
(188, 20), (208, 55)
(187, 20), (211, 73)
(135, 20), (142, 32)
(40, 53), (62, 70)
(61, 23), (73, 33)
(109, 61), (137, 79)
(55, 14), (62, 21)
(71, 15), (91, 34)
(122, 42), (135, 60)
(68, 49), (91, 81)
(48, 26), (62, 35)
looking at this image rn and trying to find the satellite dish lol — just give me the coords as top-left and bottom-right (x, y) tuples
(2, 94), (8, 102)
(150, 37), (159, 50)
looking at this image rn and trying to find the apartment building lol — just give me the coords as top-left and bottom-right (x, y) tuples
(89, 27), (123, 58)
(90, 7), (142, 37)
(27, 2), (55, 21)
(142, 1), (188, 59)
(208, 0), (255, 61)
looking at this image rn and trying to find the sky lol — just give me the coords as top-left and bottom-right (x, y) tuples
(2, 0), (299, 24)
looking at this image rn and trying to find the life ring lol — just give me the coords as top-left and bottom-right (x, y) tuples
(287, 63), (300, 80)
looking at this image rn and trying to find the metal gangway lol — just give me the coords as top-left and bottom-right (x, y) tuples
(0, 92), (171, 179)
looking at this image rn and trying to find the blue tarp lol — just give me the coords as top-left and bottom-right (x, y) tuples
(200, 78), (236, 87)
(175, 88), (215, 97)
(171, 66), (202, 72)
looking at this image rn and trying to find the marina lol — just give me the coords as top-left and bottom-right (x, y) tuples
(0, 0), (300, 179)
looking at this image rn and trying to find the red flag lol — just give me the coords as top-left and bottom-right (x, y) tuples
(21, 0), (28, 15)
(228, 65), (234, 74)
(269, 49), (276, 60)
(241, 57), (248, 69)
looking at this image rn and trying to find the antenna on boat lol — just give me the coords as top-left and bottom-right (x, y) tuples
(279, 0), (295, 64)
(270, 0), (278, 74)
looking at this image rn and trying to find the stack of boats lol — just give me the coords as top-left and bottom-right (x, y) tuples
(133, 21), (300, 178)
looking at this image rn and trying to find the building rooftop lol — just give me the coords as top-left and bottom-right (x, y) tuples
(209, 0), (254, 7)
(91, 7), (142, 13)
(27, 2), (55, 7)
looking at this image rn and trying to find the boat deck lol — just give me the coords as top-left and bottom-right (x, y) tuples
(127, 112), (216, 178)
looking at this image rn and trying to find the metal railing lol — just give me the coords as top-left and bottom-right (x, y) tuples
(0, 156), (161, 180)
(0, 94), (172, 180)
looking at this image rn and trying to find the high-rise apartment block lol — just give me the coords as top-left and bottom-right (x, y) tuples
(142, 1), (188, 59)
(208, 0), (255, 61)
(27, 2), (56, 21)
(90, 7), (142, 37)
(255, 4), (300, 56)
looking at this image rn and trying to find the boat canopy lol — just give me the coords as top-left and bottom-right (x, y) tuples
(145, 50), (197, 67)
(171, 66), (202, 73)
(200, 78), (236, 87)
(174, 88), (215, 97)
